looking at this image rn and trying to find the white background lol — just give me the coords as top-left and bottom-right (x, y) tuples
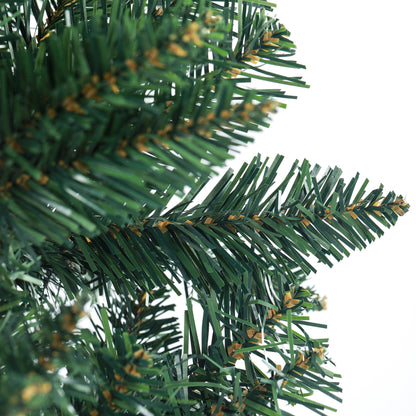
(223, 0), (416, 415)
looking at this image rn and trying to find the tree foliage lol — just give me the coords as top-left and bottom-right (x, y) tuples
(0, 1), (409, 415)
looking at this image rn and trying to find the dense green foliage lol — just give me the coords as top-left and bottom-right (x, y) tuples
(0, 1), (409, 415)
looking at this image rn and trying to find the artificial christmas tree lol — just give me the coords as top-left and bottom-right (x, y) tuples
(0, 1), (409, 415)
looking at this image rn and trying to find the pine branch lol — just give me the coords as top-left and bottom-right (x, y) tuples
(0, 288), (188, 415)
(179, 286), (341, 416)
(41, 155), (408, 300)
(1, 0), (305, 249)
